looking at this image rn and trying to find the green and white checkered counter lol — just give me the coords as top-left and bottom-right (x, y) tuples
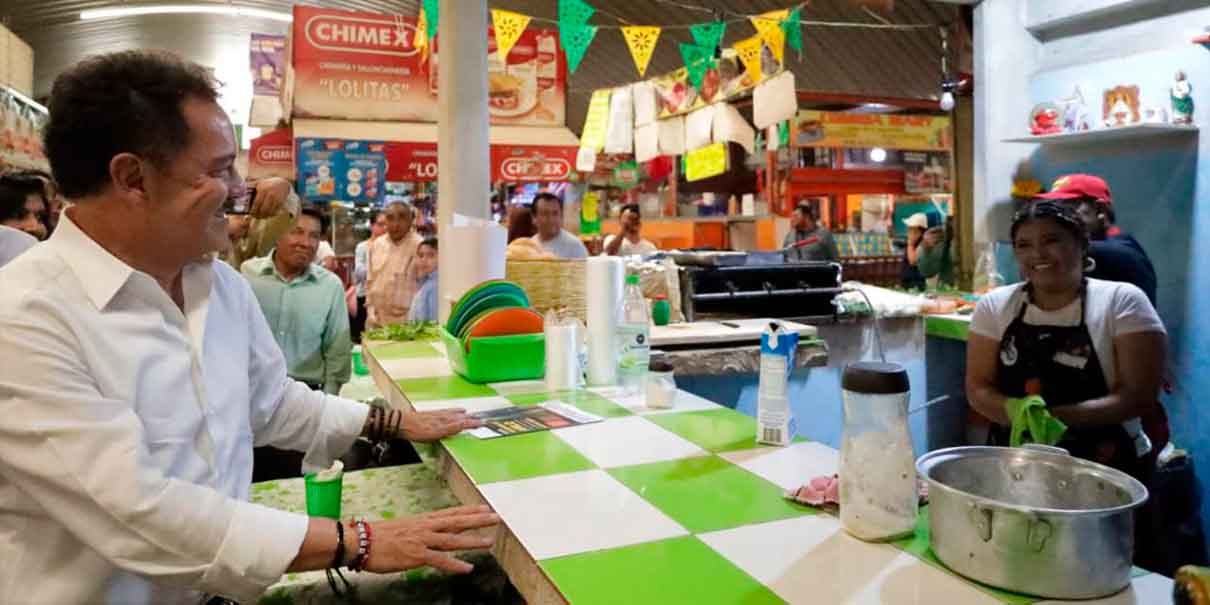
(361, 339), (1172, 605)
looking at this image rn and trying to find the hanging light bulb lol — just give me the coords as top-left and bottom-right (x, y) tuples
(940, 90), (956, 112)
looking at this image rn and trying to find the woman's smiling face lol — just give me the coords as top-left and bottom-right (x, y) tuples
(1013, 217), (1085, 293)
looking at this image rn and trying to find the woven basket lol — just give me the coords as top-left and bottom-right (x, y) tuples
(506, 259), (587, 323)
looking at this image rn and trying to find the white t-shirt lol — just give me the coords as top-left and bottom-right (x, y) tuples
(603, 234), (658, 256)
(534, 230), (588, 259)
(970, 279), (1164, 456)
(970, 279), (1164, 389)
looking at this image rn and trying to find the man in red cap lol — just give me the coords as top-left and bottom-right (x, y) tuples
(1034, 174), (1157, 304)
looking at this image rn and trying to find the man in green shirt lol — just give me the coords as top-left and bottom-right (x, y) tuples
(241, 207), (351, 395)
(916, 215), (958, 288)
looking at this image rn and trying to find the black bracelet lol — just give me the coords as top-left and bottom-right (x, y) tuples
(331, 520), (346, 569)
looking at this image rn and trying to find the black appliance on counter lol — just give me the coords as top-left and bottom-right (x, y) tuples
(676, 257), (843, 322)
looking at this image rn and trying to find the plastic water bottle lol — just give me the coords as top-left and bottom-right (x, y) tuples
(617, 274), (651, 395)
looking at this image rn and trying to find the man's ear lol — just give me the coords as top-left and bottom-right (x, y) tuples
(109, 153), (148, 204)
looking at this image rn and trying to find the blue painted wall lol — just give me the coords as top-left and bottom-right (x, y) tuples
(1023, 43), (1210, 531)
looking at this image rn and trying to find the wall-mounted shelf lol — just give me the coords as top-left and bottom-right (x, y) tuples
(1003, 123), (1198, 144)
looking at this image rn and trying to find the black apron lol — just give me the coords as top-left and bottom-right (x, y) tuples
(992, 283), (1146, 479)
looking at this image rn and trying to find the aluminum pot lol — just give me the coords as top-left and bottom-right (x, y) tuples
(916, 446), (1148, 600)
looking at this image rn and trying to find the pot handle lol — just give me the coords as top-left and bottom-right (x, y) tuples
(968, 502), (993, 542)
(1027, 518), (1053, 552)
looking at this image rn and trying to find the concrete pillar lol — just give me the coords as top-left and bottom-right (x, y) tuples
(436, 0), (490, 323)
(972, 0), (1040, 248)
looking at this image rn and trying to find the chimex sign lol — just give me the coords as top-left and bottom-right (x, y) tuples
(290, 6), (566, 126)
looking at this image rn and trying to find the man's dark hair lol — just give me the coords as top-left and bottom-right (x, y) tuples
(532, 192), (564, 212)
(44, 50), (220, 199)
(299, 206), (329, 233)
(621, 203), (641, 217)
(794, 203), (816, 220)
(0, 173), (46, 224)
(419, 237), (438, 251)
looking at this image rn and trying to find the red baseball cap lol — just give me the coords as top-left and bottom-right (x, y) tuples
(1033, 174), (1112, 205)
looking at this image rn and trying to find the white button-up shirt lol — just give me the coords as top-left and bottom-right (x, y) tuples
(0, 213), (370, 604)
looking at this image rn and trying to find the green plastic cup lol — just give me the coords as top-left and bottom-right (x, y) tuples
(352, 347), (368, 376)
(304, 473), (343, 519)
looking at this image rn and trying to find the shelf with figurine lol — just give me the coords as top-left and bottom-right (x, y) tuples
(1004, 73), (1198, 144)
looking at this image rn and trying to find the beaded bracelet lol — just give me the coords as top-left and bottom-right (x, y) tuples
(349, 519), (373, 572)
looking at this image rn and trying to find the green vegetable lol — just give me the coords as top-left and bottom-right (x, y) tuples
(364, 321), (440, 342)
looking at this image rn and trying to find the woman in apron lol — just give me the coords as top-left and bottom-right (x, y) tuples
(965, 202), (1168, 565)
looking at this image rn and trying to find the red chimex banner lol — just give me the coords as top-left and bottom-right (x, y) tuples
(383, 142), (576, 183)
(290, 6), (565, 126)
(248, 128), (295, 180)
(490, 145), (576, 182)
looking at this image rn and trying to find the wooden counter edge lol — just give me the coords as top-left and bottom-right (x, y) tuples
(363, 341), (570, 605)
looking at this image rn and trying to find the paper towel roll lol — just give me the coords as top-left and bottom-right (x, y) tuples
(545, 321), (580, 392)
(441, 214), (507, 324)
(586, 257), (624, 386)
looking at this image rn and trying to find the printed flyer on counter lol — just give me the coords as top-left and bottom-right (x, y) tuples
(466, 401), (603, 439)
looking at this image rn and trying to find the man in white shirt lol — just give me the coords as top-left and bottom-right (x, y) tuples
(603, 203), (658, 257)
(0, 223), (36, 267)
(531, 192), (588, 259)
(0, 50), (498, 605)
(352, 209), (387, 342)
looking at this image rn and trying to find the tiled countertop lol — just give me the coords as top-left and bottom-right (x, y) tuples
(362, 338), (1172, 605)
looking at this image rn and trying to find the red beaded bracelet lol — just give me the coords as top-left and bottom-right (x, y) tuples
(349, 519), (373, 572)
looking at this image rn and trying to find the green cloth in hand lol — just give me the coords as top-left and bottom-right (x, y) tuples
(1005, 395), (1068, 447)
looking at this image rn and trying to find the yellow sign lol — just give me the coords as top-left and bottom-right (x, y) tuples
(685, 143), (728, 182)
(491, 10), (531, 60)
(581, 190), (600, 222)
(750, 10), (788, 64)
(793, 110), (953, 151)
(621, 26), (661, 77)
(581, 89), (612, 151)
(733, 35), (764, 84)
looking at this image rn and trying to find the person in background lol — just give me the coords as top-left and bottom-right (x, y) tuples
(507, 203), (537, 243)
(0, 50), (496, 605)
(367, 200), (423, 327)
(408, 238), (439, 322)
(242, 206), (351, 395)
(0, 172), (49, 240)
(784, 203), (837, 262)
(1034, 174), (1157, 305)
(917, 214), (958, 288)
(315, 237), (335, 267)
(531, 192), (588, 259)
(242, 207), (351, 481)
(11, 169), (63, 234)
(351, 209), (387, 342)
(604, 203), (657, 257)
(901, 212), (928, 290)
(224, 176), (302, 269)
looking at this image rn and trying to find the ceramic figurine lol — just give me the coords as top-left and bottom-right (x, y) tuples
(1059, 87), (1091, 132)
(1103, 85), (1142, 127)
(1172, 71), (1194, 125)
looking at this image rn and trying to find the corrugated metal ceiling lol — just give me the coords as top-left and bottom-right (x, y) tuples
(1, 0), (958, 130)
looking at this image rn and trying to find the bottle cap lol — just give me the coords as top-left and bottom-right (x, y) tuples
(626, 274), (640, 285)
(842, 362), (909, 395)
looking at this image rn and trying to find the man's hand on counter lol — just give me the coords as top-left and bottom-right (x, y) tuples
(401, 408), (483, 442)
(361, 505), (501, 574)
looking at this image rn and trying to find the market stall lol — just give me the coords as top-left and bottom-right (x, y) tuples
(359, 338), (1174, 605)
